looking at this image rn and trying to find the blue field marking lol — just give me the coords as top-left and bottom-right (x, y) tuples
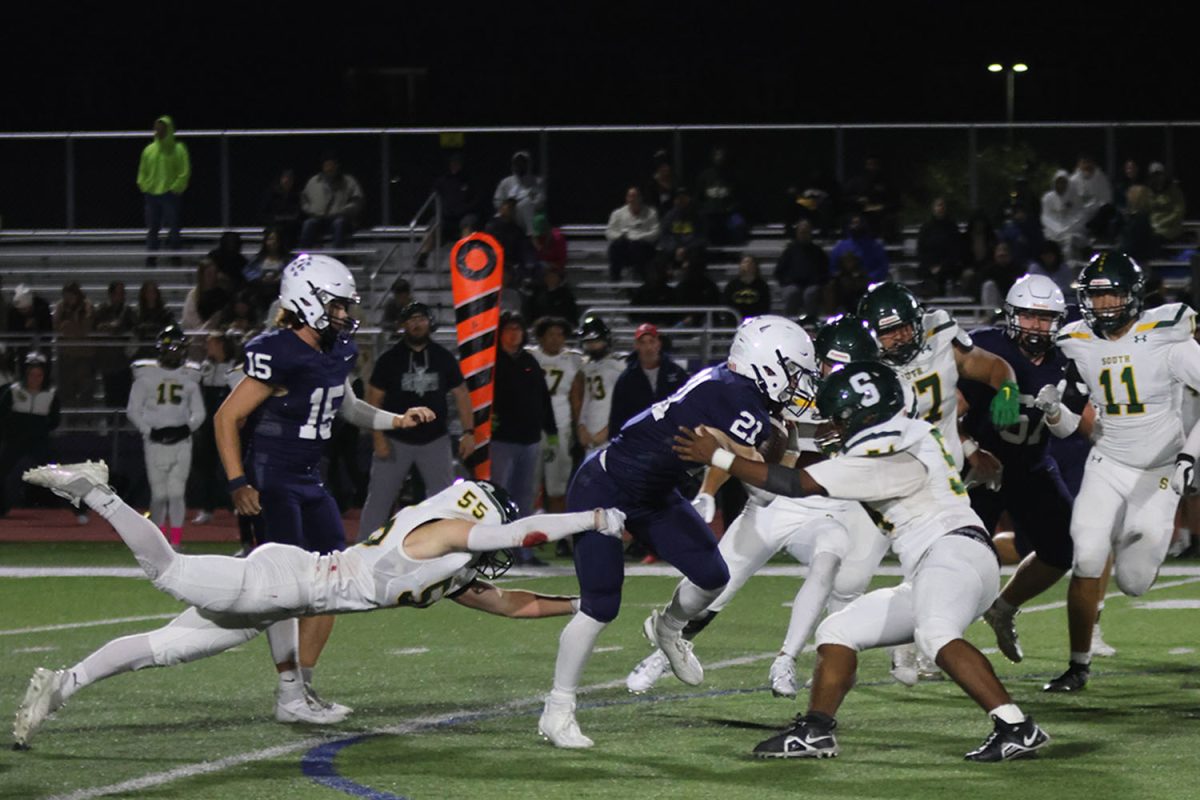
(303, 735), (411, 800)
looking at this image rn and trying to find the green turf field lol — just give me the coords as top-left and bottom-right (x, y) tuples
(2, 542), (1199, 800)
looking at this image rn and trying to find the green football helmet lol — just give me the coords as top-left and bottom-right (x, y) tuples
(857, 282), (924, 366)
(816, 361), (907, 443)
(815, 315), (880, 374)
(1077, 251), (1145, 334)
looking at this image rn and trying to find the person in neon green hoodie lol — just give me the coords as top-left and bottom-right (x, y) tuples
(137, 116), (191, 253)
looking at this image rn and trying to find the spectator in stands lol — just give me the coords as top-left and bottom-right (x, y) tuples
(723, 254), (772, 319)
(486, 197), (533, 276)
(829, 249), (871, 314)
(695, 145), (748, 246)
(1027, 239), (1074, 298)
(658, 187), (707, 272)
(181, 258), (230, 330)
(491, 310), (556, 565)
(829, 214), (889, 283)
(1041, 169), (1087, 259)
(643, 150), (676, 219)
(93, 281), (137, 408)
(978, 241), (1026, 309)
(1070, 153), (1116, 239)
(916, 197), (965, 296)
(673, 255), (721, 327)
(215, 289), (260, 335)
(605, 186), (660, 280)
(526, 266), (580, 327)
(493, 150), (544, 235)
(378, 278), (413, 332)
(998, 200), (1044, 269)
(53, 282), (95, 408)
(0, 352), (60, 518)
(299, 151), (365, 249)
(963, 209), (999, 276)
(500, 268), (528, 315)
(1119, 184), (1159, 263)
(531, 212), (567, 273)
(1146, 161), (1187, 243)
(137, 115), (190, 256)
(415, 150), (485, 269)
(775, 219), (830, 317)
(1113, 158), (1145, 215)
(132, 280), (174, 357)
(8, 284), (52, 337)
(785, 169), (838, 238)
(608, 323), (688, 435)
(842, 155), (899, 241)
(258, 168), (302, 250)
(208, 231), (248, 291)
(243, 227), (289, 312)
(630, 259), (678, 327)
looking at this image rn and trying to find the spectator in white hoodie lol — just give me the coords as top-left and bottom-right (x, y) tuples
(493, 150), (544, 235)
(605, 187), (660, 281)
(1069, 153), (1116, 238)
(1041, 169), (1087, 258)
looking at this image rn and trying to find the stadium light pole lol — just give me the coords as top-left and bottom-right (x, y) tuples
(988, 62), (1028, 144)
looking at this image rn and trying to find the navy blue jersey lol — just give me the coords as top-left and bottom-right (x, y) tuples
(961, 326), (1085, 469)
(241, 327), (358, 467)
(603, 364), (771, 502)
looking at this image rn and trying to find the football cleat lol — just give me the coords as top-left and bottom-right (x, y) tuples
(889, 644), (919, 687)
(753, 714), (839, 759)
(643, 610), (703, 686)
(964, 716), (1050, 762)
(538, 696), (594, 749)
(768, 654), (798, 698)
(305, 685), (352, 722)
(1091, 623), (1117, 657)
(22, 461), (110, 507)
(983, 604), (1024, 663)
(626, 649), (670, 694)
(275, 689), (346, 725)
(1043, 662), (1090, 693)
(13, 668), (70, 748)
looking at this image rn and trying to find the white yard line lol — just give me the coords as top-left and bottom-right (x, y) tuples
(1, 614), (177, 637)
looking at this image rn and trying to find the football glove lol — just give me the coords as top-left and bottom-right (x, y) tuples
(691, 492), (716, 523)
(1033, 384), (1063, 418)
(990, 380), (1021, 427)
(1171, 454), (1195, 496)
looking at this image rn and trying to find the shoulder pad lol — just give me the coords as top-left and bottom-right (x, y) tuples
(243, 328), (283, 355)
(922, 308), (953, 334)
(131, 358), (157, 372)
(1131, 303), (1197, 341)
(842, 424), (906, 457)
(1056, 319), (1092, 343)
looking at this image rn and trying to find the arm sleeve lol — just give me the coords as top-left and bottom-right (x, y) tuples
(804, 452), (928, 501)
(186, 381), (206, 430)
(337, 377), (402, 430)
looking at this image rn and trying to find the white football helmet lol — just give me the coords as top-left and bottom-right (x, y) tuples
(728, 315), (819, 413)
(1004, 273), (1066, 355)
(279, 254), (361, 342)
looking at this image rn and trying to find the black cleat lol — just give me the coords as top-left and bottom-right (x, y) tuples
(1043, 662), (1090, 693)
(965, 716), (1050, 762)
(753, 714), (839, 759)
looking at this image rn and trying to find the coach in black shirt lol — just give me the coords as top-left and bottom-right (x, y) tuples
(358, 302), (474, 538)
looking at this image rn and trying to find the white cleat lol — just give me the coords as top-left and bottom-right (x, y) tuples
(191, 511), (213, 525)
(1091, 623), (1117, 658)
(889, 644), (919, 687)
(275, 691), (346, 725)
(13, 668), (70, 748)
(305, 685), (352, 722)
(916, 651), (943, 681)
(626, 649), (670, 694)
(538, 696), (594, 748)
(643, 610), (703, 686)
(22, 461), (110, 507)
(769, 654), (798, 698)
(983, 604), (1024, 663)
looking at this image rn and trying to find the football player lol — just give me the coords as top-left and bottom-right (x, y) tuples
(539, 316), (819, 749)
(570, 315), (625, 453)
(126, 323), (205, 548)
(529, 316), (584, 514)
(674, 362), (1049, 763)
(12, 461), (625, 749)
(625, 315), (890, 698)
(959, 275), (1096, 664)
(1037, 252), (1200, 691)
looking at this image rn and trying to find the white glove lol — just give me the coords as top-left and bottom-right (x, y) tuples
(691, 492), (716, 523)
(1171, 455), (1195, 496)
(1034, 384), (1063, 418)
(595, 508), (627, 537)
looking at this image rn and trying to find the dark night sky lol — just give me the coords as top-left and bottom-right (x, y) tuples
(5, 2), (1197, 131)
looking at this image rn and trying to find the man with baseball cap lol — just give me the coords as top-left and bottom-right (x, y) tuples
(609, 323), (690, 435)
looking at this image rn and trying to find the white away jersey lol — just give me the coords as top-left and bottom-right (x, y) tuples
(578, 352), (625, 434)
(1057, 303), (1200, 469)
(126, 359), (206, 436)
(529, 345), (583, 433)
(891, 308), (971, 469)
(322, 480), (507, 613)
(805, 414), (983, 576)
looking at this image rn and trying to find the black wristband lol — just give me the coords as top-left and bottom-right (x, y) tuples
(227, 476), (250, 492)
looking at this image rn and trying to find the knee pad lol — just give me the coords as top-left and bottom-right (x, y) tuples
(580, 592), (622, 624)
(1071, 538), (1110, 579)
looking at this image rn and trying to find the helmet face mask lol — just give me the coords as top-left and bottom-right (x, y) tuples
(577, 315), (611, 359)
(728, 315), (819, 416)
(1004, 273), (1067, 357)
(157, 324), (188, 368)
(1077, 252), (1145, 335)
(857, 283), (924, 366)
(471, 480), (520, 580)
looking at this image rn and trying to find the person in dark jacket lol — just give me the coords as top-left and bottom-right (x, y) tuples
(774, 220), (830, 316)
(525, 266), (580, 327)
(608, 323), (689, 435)
(723, 255), (772, 319)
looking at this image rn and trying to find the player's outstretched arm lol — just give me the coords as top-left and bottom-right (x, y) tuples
(452, 581), (578, 618)
(338, 377), (436, 430)
(672, 426), (826, 498)
(401, 509), (627, 560)
(956, 346), (1020, 427)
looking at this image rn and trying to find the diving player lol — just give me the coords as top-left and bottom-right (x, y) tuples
(539, 315), (819, 749)
(570, 315), (625, 454)
(12, 461), (625, 748)
(126, 324), (205, 548)
(1038, 252), (1200, 691)
(625, 315), (890, 698)
(674, 362), (1050, 763)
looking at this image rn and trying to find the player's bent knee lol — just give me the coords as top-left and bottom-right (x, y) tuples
(580, 594), (621, 623)
(1114, 564), (1156, 597)
(814, 615), (863, 652)
(1072, 542), (1110, 580)
(913, 625), (957, 663)
(689, 558), (730, 592)
(811, 525), (852, 563)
